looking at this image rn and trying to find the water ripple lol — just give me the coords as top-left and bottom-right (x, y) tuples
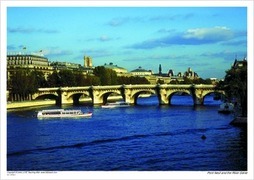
(8, 132), (172, 157)
(7, 127), (231, 157)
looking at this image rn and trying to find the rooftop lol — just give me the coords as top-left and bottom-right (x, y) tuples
(131, 66), (151, 72)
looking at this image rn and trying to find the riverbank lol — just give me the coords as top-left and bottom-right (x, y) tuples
(7, 96), (124, 109)
(7, 100), (55, 109)
(230, 116), (247, 126)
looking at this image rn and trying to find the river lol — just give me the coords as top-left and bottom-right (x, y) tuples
(7, 95), (247, 171)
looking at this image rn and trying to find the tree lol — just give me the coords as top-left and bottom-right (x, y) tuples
(47, 70), (61, 87)
(30, 70), (48, 87)
(78, 74), (100, 86)
(93, 66), (118, 85)
(58, 69), (76, 86)
(193, 78), (212, 84)
(47, 69), (78, 87)
(115, 76), (150, 85)
(74, 71), (86, 86)
(218, 63), (247, 117)
(86, 75), (100, 86)
(9, 69), (39, 100)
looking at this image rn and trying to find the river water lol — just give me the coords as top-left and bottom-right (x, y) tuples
(7, 95), (247, 171)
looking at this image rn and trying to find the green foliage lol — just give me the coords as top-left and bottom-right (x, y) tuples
(30, 70), (48, 87)
(170, 77), (213, 84)
(47, 70), (61, 87)
(221, 65), (247, 117)
(8, 69), (43, 100)
(74, 71), (86, 86)
(58, 69), (76, 86)
(93, 66), (118, 85)
(80, 75), (100, 86)
(46, 70), (101, 87)
(117, 76), (150, 84)
(193, 78), (212, 84)
(88, 75), (101, 85)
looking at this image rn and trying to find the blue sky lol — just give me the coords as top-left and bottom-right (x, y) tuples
(7, 7), (247, 78)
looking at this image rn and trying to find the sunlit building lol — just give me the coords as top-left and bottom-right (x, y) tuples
(7, 52), (53, 80)
(130, 66), (152, 76)
(50, 61), (82, 70)
(103, 62), (128, 75)
(183, 67), (199, 80)
(84, 56), (93, 68)
(7, 52), (50, 68)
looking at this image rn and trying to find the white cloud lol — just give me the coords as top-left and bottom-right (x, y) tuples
(8, 27), (59, 34)
(128, 26), (237, 49)
(99, 35), (111, 42)
(43, 47), (73, 57)
(183, 26), (233, 41)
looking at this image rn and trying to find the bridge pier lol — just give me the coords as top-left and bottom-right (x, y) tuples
(193, 96), (204, 105)
(92, 90), (104, 105)
(158, 88), (169, 105)
(56, 88), (74, 105)
(124, 88), (135, 104)
(193, 85), (216, 105)
(91, 87), (110, 105)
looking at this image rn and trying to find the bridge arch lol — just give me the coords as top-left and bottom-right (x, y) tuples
(32, 92), (59, 105)
(202, 92), (226, 105)
(194, 88), (226, 105)
(65, 91), (92, 105)
(132, 90), (157, 105)
(167, 91), (193, 105)
(34, 94), (58, 101)
(93, 90), (123, 105)
(101, 91), (124, 104)
(125, 88), (157, 105)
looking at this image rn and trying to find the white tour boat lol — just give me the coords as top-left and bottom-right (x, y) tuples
(101, 102), (130, 108)
(37, 109), (92, 118)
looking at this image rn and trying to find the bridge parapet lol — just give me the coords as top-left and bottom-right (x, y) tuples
(60, 86), (91, 91)
(123, 84), (157, 89)
(91, 85), (123, 90)
(159, 84), (193, 89)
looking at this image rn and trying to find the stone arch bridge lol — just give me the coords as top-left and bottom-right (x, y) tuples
(32, 84), (225, 106)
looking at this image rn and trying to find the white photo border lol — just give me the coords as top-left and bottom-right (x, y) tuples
(1, 1), (253, 180)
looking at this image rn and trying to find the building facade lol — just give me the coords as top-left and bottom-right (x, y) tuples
(50, 61), (82, 70)
(7, 53), (53, 81)
(183, 67), (199, 80)
(130, 66), (152, 76)
(103, 62), (128, 74)
(7, 53), (50, 68)
(84, 56), (93, 67)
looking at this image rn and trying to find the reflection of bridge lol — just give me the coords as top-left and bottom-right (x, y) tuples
(32, 84), (224, 106)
